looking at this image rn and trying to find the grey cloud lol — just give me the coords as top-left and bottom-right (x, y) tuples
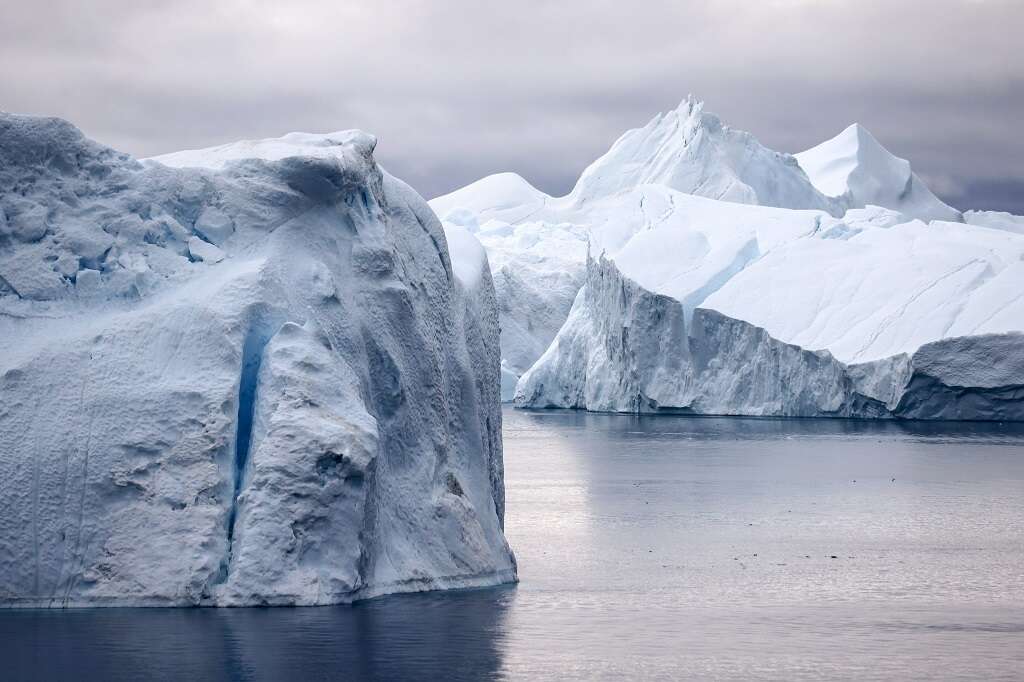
(1, 0), (1021, 209)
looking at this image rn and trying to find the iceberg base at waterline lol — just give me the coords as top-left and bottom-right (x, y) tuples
(516, 254), (1024, 422)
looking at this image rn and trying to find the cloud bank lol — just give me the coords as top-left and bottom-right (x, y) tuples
(2, 0), (1021, 211)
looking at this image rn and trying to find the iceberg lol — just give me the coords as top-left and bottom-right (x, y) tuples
(795, 123), (962, 223)
(430, 97), (842, 396)
(567, 96), (840, 213)
(432, 98), (1024, 419)
(516, 209), (1024, 420)
(0, 114), (515, 606)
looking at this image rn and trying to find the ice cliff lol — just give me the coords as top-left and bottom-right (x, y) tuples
(431, 98), (1024, 419)
(0, 115), (515, 607)
(517, 224), (1024, 420)
(429, 98), (844, 397)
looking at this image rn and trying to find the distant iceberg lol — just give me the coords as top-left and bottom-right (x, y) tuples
(430, 98), (1024, 419)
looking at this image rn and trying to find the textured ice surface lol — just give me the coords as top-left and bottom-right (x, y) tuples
(432, 184), (588, 400)
(0, 114), (515, 606)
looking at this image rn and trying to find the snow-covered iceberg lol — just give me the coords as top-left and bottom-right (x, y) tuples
(431, 97), (843, 397)
(567, 97), (840, 213)
(516, 201), (1024, 420)
(0, 114), (515, 607)
(432, 98), (1024, 419)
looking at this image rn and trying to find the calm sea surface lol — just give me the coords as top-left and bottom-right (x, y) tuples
(4, 407), (1024, 680)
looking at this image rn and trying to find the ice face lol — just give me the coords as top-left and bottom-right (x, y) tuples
(0, 114), (515, 607)
(515, 254), (1024, 421)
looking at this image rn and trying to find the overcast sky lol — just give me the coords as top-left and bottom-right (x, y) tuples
(2, 0), (1021, 212)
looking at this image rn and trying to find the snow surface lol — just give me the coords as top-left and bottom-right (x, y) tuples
(0, 114), (515, 606)
(440, 222), (488, 290)
(431, 98), (1023, 418)
(150, 130), (378, 172)
(795, 123), (961, 222)
(701, 218), (1024, 364)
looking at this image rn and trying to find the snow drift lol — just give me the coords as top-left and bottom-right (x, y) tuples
(0, 114), (515, 607)
(432, 98), (1024, 419)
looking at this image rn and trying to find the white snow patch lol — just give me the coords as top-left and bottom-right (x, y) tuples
(148, 130), (378, 171)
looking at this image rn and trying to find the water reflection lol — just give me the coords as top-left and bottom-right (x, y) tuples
(510, 407), (1024, 444)
(2, 587), (516, 682)
(4, 408), (1024, 680)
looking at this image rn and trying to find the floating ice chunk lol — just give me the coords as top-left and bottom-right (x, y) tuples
(432, 97), (1001, 414)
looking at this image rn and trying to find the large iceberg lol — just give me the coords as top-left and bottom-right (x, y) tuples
(516, 198), (1024, 419)
(0, 115), (515, 607)
(432, 98), (1024, 419)
(430, 97), (842, 397)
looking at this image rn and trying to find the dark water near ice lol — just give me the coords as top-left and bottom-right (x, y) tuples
(4, 407), (1024, 680)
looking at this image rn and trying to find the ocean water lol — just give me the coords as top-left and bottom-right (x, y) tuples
(4, 407), (1024, 680)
